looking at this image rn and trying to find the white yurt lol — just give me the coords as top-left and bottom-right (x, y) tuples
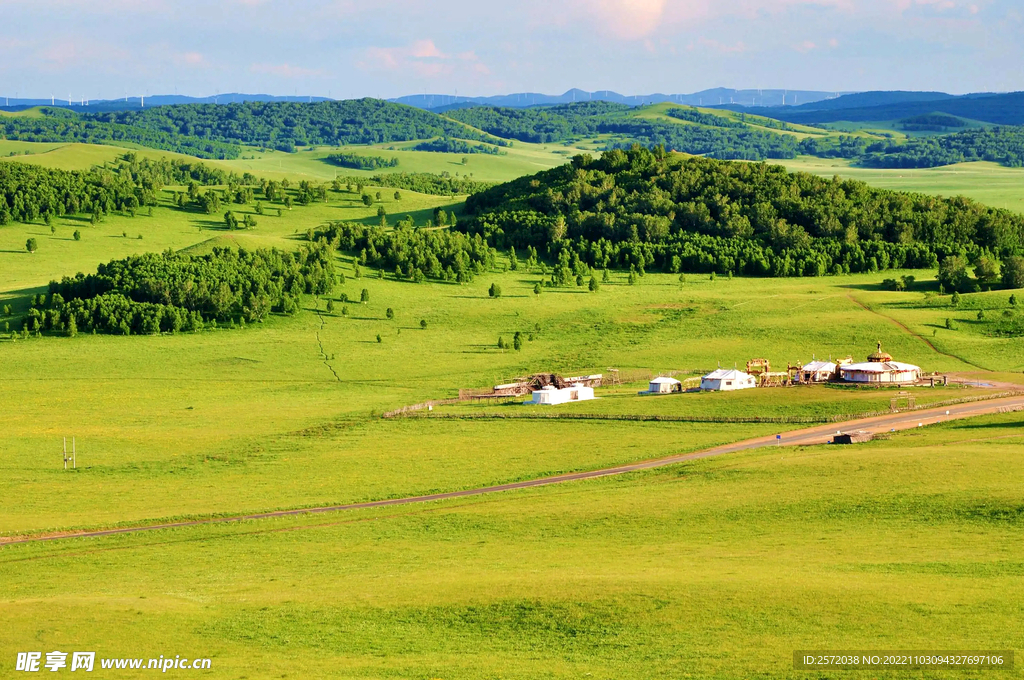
(799, 360), (837, 383)
(528, 384), (596, 405)
(839, 342), (921, 385)
(700, 369), (757, 392)
(646, 376), (682, 394)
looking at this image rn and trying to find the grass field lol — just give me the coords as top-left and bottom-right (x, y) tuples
(3, 144), (1024, 677)
(780, 157), (1024, 213)
(2, 414), (1021, 678)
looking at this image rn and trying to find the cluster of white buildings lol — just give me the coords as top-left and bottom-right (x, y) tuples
(524, 344), (921, 405)
(797, 344), (922, 385)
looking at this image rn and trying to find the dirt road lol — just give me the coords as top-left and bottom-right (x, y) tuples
(4, 393), (1023, 546)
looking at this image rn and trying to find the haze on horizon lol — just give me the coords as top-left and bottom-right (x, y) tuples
(1, 0), (1022, 101)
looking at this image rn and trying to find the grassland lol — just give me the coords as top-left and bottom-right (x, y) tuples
(780, 156), (1024, 213)
(1, 414), (1021, 678)
(2, 145), (1024, 677)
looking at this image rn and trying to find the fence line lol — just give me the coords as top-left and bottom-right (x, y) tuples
(382, 390), (1024, 424)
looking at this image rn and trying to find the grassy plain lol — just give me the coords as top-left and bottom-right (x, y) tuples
(2, 146), (1024, 677)
(780, 157), (1024, 213)
(1, 415), (1021, 678)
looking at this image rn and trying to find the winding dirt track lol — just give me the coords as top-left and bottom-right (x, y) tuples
(5, 394), (1023, 547)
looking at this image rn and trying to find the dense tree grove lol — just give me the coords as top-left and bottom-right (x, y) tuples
(897, 113), (969, 132)
(314, 221), (496, 283)
(859, 127), (1024, 168)
(1, 160), (142, 224)
(335, 173), (494, 196)
(0, 153), (243, 225)
(444, 102), (631, 143)
(84, 99), (503, 152)
(412, 138), (502, 154)
(0, 109), (240, 159)
(446, 103), (1024, 167)
(325, 153), (399, 170)
(461, 146), (1024, 279)
(36, 246), (334, 335)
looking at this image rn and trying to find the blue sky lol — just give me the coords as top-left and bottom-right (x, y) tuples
(1, 0), (1021, 99)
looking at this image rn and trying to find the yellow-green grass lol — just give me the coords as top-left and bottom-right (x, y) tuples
(0, 186), (461, 300)
(0, 107), (48, 119)
(780, 157), (1024, 214)
(1, 414), (1021, 678)
(3, 254), (1024, 534)
(212, 140), (586, 184)
(0, 140), (223, 171)
(632, 102), (833, 139)
(823, 118), (991, 138)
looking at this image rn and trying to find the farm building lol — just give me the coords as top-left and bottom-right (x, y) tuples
(528, 384), (596, 405)
(644, 376), (683, 394)
(700, 369), (757, 392)
(839, 343), (921, 384)
(799, 360), (837, 383)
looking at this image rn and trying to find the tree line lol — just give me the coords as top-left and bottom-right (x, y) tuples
(326, 152), (399, 170)
(313, 221), (496, 283)
(460, 146), (1024, 281)
(333, 172), (494, 196)
(0, 153), (246, 225)
(412, 138), (503, 155)
(0, 108), (241, 159)
(33, 245), (335, 336)
(83, 99), (506, 152)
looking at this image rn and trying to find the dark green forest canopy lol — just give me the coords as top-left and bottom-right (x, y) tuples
(313, 221), (496, 283)
(444, 102), (632, 143)
(37, 245), (334, 336)
(335, 172), (495, 196)
(84, 99), (505, 152)
(325, 152), (399, 170)
(0, 109), (241, 159)
(412, 137), (502, 154)
(0, 154), (247, 225)
(858, 127), (1024, 168)
(460, 146), (1024, 278)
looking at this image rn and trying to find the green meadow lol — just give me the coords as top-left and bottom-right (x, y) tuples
(1, 414), (1021, 678)
(2, 143), (1024, 677)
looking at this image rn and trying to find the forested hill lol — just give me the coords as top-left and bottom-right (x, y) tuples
(443, 102), (632, 143)
(0, 109), (241, 159)
(461, 146), (1024, 281)
(84, 99), (506, 152)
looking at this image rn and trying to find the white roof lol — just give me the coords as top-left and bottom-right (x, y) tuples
(841, 361), (921, 373)
(702, 368), (754, 381)
(650, 376), (681, 384)
(801, 361), (837, 372)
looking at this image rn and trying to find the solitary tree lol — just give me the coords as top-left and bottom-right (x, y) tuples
(25, 238), (37, 254)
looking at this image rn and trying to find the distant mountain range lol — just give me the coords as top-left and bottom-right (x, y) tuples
(0, 93), (332, 112)
(723, 90), (1024, 126)
(2, 88), (1022, 126)
(391, 88), (846, 111)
